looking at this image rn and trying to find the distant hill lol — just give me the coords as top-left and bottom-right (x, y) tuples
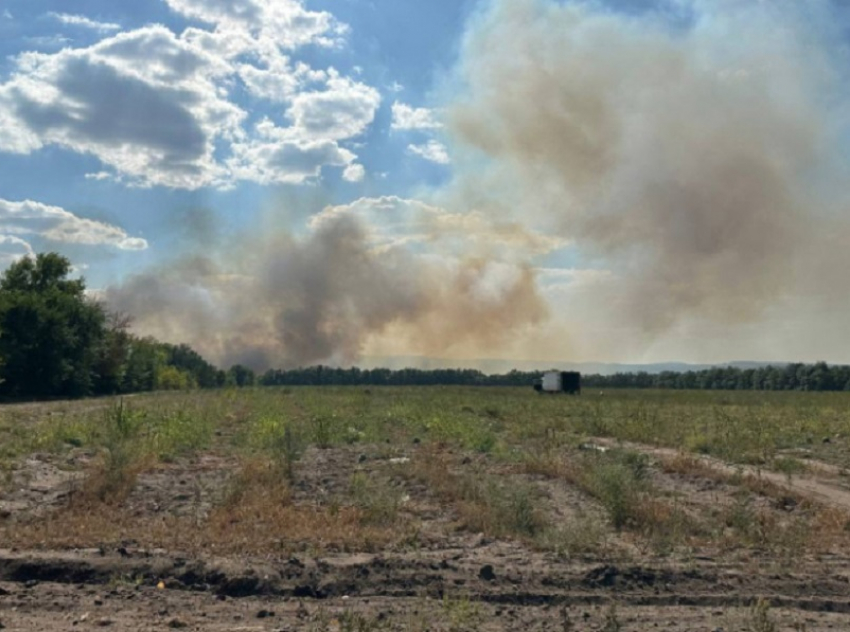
(360, 356), (786, 376)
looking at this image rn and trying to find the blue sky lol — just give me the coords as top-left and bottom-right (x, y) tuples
(1, 0), (849, 368)
(0, 0), (475, 283)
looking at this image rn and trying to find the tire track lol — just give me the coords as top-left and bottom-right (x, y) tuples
(589, 437), (850, 512)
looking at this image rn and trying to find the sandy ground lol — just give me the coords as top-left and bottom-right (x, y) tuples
(3, 433), (850, 630)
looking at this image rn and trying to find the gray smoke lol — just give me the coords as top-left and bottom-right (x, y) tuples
(449, 0), (849, 335)
(106, 212), (547, 369)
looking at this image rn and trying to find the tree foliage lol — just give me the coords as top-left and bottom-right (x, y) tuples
(0, 253), (105, 398)
(0, 253), (221, 400)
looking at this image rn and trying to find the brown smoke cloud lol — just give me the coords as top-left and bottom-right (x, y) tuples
(105, 212), (548, 369)
(449, 0), (849, 338)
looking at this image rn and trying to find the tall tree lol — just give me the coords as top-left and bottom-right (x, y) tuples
(0, 253), (105, 398)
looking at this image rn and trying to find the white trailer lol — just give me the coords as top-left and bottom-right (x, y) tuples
(533, 370), (581, 394)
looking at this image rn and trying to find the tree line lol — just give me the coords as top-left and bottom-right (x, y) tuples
(584, 363), (850, 392)
(258, 364), (850, 391)
(3, 253), (849, 399)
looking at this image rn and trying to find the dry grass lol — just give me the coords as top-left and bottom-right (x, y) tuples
(407, 448), (548, 540)
(524, 447), (695, 550)
(657, 453), (850, 555)
(658, 452), (727, 479)
(0, 457), (400, 555)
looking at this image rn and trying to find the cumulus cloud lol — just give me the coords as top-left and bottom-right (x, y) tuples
(407, 140), (450, 164)
(0, 26), (241, 188)
(391, 102), (443, 130)
(48, 12), (121, 33)
(163, 0), (346, 49)
(343, 163), (366, 183)
(0, 2), (378, 188)
(228, 119), (357, 184)
(286, 71), (381, 141)
(0, 199), (148, 250)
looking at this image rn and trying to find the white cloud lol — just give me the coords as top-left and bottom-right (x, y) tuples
(311, 196), (565, 259)
(85, 171), (114, 181)
(163, 0), (347, 49)
(0, 26), (241, 188)
(3, 10), (13, 20)
(23, 35), (71, 49)
(48, 12), (121, 33)
(391, 102), (442, 130)
(343, 163), (365, 183)
(0, 199), (148, 250)
(230, 129), (356, 185)
(0, 2), (379, 189)
(286, 71), (381, 141)
(407, 140), (450, 164)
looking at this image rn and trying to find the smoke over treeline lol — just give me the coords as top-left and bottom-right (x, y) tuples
(106, 213), (547, 370)
(107, 0), (850, 367)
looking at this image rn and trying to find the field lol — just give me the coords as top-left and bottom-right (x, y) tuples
(3, 387), (850, 630)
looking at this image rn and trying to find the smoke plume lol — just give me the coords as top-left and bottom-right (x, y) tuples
(450, 0), (849, 336)
(105, 212), (548, 369)
(107, 0), (850, 367)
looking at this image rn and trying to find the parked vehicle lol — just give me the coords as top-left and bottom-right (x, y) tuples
(533, 370), (581, 394)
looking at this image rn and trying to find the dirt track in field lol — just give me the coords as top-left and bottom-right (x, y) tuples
(591, 436), (850, 513)
(3, 436), (850, 629)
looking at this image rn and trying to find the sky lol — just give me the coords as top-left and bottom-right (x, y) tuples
(1, 0), (850, 369)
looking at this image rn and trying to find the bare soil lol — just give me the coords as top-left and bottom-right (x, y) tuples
(3, 436), (850, 629)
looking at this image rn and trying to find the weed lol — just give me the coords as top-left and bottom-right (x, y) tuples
(278, 425), (302, 481)
(247, 415), (304, 482)
(307, 607), (389, 632)
(85, 400), (146, 503)
(773, 456), (806, 481)
(583, 450), (650, 531)
(538, 512), (607, 558)
(442, 593), (481, 632)
(338, 608), (389, 631)
(747, 598), (777, 632)
(724, 497), (757, 539)
(311, 413), (338, 448)
(408, 450), (547, 539)
(350, 472), (402, 526)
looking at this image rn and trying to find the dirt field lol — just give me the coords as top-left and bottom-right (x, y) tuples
(2, 388), (850, 630)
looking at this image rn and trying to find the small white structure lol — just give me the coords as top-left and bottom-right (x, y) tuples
(533, 370), (582, 394)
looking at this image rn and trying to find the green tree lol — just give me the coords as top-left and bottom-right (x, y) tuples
(156, 365), (196, 390)
(0, 253), (106, 398)
(94, 311), (133, 395)
(121, 336), (166, 393)
(226, 364), (256, 387)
